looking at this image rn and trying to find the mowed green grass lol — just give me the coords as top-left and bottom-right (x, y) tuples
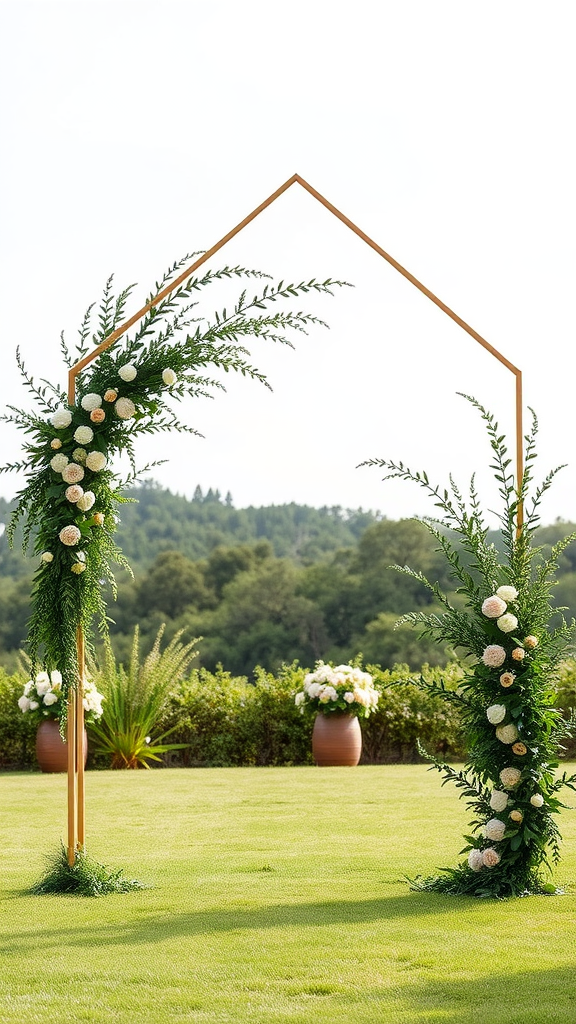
(1, 764), (576, 1024)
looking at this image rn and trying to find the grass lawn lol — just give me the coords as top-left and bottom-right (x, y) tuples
(1, 763), (576, 1024)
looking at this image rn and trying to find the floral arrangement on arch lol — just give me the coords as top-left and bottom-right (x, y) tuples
(364, 394), (576, 897)
(295, 662), (379, 718)
(1, 258), (348, 725)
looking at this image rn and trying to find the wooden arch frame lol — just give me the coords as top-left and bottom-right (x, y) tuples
(65, 173), (524, 864)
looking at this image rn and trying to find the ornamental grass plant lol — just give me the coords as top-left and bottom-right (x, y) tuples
(364, 395), (576, 896)
(88, 625), (198, 768)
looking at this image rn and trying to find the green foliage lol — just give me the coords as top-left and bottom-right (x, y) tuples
(30, 844), (144, 896)
(1, 262), (348, 722)
(88, 626), (198, 768)
(364, 394), (576, 896)
(0, 667), (37, 767)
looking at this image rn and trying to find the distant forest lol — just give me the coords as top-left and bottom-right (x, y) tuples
(2, 482), (576, 676)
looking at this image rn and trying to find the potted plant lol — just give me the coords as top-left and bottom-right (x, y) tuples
(18, 671), (104, 772)
(295, 662), (379, 766)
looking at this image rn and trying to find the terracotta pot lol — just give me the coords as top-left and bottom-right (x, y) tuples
(312, 712), (362, 766)
(35, 719), (88, 773)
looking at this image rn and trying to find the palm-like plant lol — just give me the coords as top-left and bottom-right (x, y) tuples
(88, 625), (197, 768)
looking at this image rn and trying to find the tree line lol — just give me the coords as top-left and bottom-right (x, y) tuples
(1, 483), (576, 676)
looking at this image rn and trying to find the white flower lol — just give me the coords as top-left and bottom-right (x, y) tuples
(509, 809), (523, 823)
(306, 682), (322, 698)
(51, 407), (72, 429)
(41, 551), (54, 563)
(468, 849), (484, 872)
(65, 484), (84, 503)
(484, 818), (506, 841)
(487, 704), (507, 725)
(343, 691), (355, 703)
(524, 635), (539, 650)
(76, 490), (95, 512)
(24, 680), (34, 695)
(50, 670), (62, 687)
(497, 613), (518, 634)
(18, 695), (31, 712)
(294, 691), (305, 706)
(115, 397), (136, 420)
(50, 438), (62, 450)
(489, 790), (509, 812)
(482, 645), (507, 668)
(85, 451), (108, 472)
(74, 425), (94, 445)
(62, 463), (85, 484)
(353, 687), (369, 706)
(162, 368), (177, 385)
(496, 585), (518, 603)
(318, 686), (338, 703)
(499, 767), (522, 789)
(80, 393), (102, 412)
(482, 848), (501, 868)
(29, 701), (39, 710)
(118, 363), (137, 381)
(59, 524), (81, 546)
(35, 673), (50, 695)
(43, 692), (58, 706)
(530, 793), (544, 808)
(481, 595), (507, 618)
(50, 453), (69, 473)
(496, 723), (519, 744)
(72, 447), (88, 464)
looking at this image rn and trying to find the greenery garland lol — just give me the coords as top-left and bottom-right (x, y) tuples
(364, 394), (576, 897)
(1, 256), (349, 724)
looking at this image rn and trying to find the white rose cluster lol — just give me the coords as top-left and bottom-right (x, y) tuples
(295, 662), (379, 716)
(17, 670), (63, 716)
(82, 679), (105, 718)
(481, 586), (519, 635)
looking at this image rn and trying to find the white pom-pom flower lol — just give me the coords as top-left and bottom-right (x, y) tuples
(80, 393), (102, 412)
(496, 585), (518, 603)
(41, 551), (54, 563)
(483, 818), (506, 841)
(468, 849), (484, 872)
(51, 407), (72, 429)
(115, 397), (136, 420)
(18, 695), (31, 712)
(76, 490), (95, 512)
(118, 363), (137, 382)
(489, 790), (509, 812)
(74, 425), (94, 445)
(85, 451), (107, 472)
(162, 368), (177, 385)
(487, 704), (507, 725)
(497, 613), (518, 634)
(50, 453), (69, 473)
(43, 692), (58, 706)
(496, 723), (520, 744)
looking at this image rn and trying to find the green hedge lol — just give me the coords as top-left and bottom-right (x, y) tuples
(2, 659), (575, 770)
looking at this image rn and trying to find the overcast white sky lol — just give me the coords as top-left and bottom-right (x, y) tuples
(1, 1), (575, 525)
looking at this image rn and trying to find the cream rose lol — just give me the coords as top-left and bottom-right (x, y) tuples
(482, 848), (501, 868)
(62, 463), (85, 484)
(499, 767), (522, 789)
(484, 818), (506, 841)
(489, 790), (509, 813)
(468, 849), (484, 872)
(85, 451), (107, 472)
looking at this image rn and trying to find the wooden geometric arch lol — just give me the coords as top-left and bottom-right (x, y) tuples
(65, 173), (524, 864)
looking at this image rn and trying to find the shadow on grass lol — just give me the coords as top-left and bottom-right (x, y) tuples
(1, 890), (463, 952)
(377, 964), (576, 1024)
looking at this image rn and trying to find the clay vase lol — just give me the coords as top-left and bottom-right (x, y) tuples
(312, 712), (362, 767)
(35, 719), (88, 773)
